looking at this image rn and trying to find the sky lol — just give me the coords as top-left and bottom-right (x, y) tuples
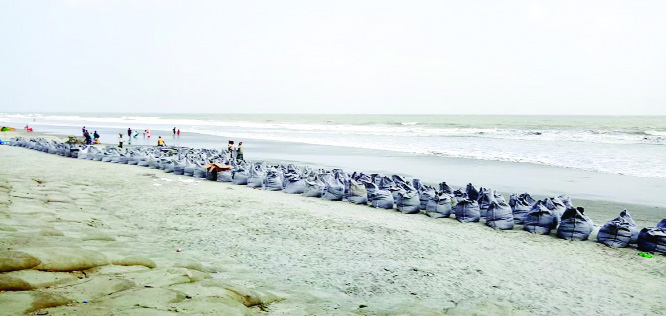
(0, 0), (664, 115)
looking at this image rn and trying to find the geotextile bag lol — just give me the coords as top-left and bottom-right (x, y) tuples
(557, 207), (594, 240)
(597, 210), (639, 247)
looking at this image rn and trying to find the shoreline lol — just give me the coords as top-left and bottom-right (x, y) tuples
(0, 143), (664, 316)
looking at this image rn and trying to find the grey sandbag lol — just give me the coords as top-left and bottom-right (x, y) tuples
(478, 188), (493, 218)
(597, 210), (639, 248)
(523, 201), (559, 235)
(247, 164), (266, 188)
(425, 193), (453, 218)
(637, 219), (666, 255)
(439, 182), (454, 194)
(455, 199), (480, 222)
(264, 168), (284, 191)
(510, 193), (536, 224)
(557, 207), (594, 240)
(348, 179), (368, 204)
(370, 190), (394, 209)
(396, 189), (421, 214)
(378, 176), (395, 191)
(485, 201), (514, 230)
(321, 174), (344, 201)
(466, 183), (479, 201)
(558, 195), (574, 209)
(217, 169), (233, 182)
(284, 175), (306, 194)
(414, 181), (436, 211)
(232, 167), (249, 185)
(544, 197), (567, 220)
(304, 177), (325, 197)
(173, 160), (186, 175)
(193, 166), (207, 178)
(205, 168), (217, 181)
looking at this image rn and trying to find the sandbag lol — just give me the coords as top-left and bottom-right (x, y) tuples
(369, 190), (394, 209)
(378, 176), (395, 191)
(485, 201), (514, 230)
(454, 199), (480, 223)
(247, 165), (266, 189)
(439, 182), (454, 194)
(348, 179), (368, 204)
(283, 175), (306, 194)
(509, 193), (536, 224)
(396, 189), (420, 214)
(193, 166), (206, 178)
(466, 183), (479, 201)
(637, 219), (666, 255)
(217, 170), (233, 182)
(417, 185), (437, 211)
(232, 167), (249, 185)
(557, 207), (594, 240)
(264, 169), (284, 191)
(523, 201), (558, 235)
(597, 210), (639, 248)
(544, 197), (566, 220)
(321, 174), (344, 201)
(205, 169), (217, 181)
(425, 193), (453, 218)
(173, 160), (186, 175)
(478, 188), (493, 218)
(303, 177), (325, 197)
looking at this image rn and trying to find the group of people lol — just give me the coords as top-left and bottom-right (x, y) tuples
(227, 140), (244, 162)
(173, 127), (180, 137)
(82, 126), (100, 145)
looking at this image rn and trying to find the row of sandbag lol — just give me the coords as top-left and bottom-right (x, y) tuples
(213, 163), (665, 254)
(10, 137), (665, 255)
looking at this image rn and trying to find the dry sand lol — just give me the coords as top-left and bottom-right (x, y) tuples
(0, 141), (665, 316)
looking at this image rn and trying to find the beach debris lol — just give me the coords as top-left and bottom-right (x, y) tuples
(176, 248), (183, 252)
(638, 252), (653, 258)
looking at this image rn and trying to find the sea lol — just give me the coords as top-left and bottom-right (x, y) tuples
(2, 113), (665, 180)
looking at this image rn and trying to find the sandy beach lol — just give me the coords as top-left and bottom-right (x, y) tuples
(1, 136), (665, 316)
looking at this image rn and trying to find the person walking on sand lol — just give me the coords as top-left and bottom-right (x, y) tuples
(147, 129), (151, 138)
(236, 142), (244, 162)
(177, 129), (180, 137)
(127, 128), (132, 137)
(157, 136), (166, 147)
(173, 127), (176, 137)
(93, 131), (100, 144)
(118, 133), (124, 148)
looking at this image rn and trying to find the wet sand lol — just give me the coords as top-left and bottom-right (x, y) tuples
(1, 139), (665, 316)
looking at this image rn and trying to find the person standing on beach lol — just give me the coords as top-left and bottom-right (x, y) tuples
(127, 128), (132, 137)
(236, 142), (244, 162)
(177, 129), (180, 137)
(118, 133), (124, 148)
(83, 131), (91, 145)
(173, 127), (176, 137)
(227, 140), (236, 161)
(147, 129), (151, 138)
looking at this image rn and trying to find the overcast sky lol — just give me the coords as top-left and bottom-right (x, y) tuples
(1, 0), (664, 115)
